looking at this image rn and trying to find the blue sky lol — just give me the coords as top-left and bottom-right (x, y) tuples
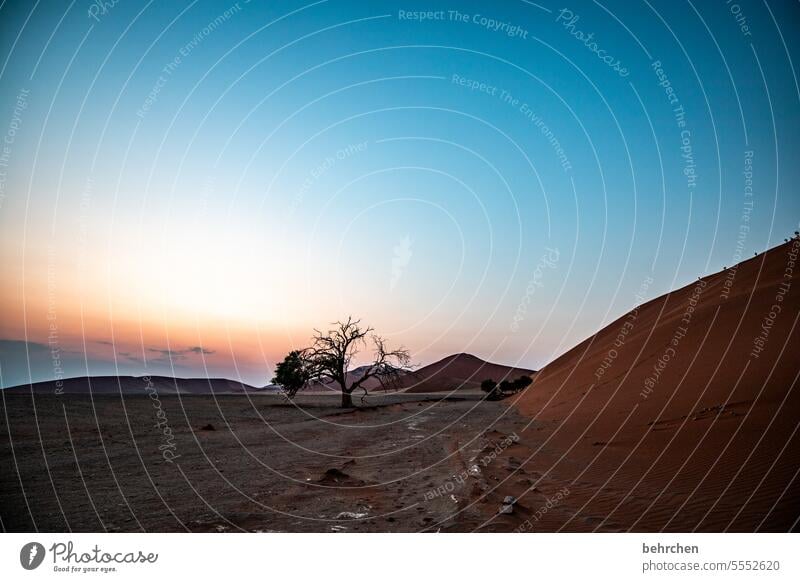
(0, 0), (798, 387)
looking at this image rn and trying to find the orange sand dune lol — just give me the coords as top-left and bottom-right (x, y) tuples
(514, 239), (800, 531)
(402, 353), (535, 393)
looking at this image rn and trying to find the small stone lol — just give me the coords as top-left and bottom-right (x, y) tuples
(499, 504), (514, 515)
(503, 495), (516, 505)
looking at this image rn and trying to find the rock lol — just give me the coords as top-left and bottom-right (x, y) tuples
(498, 504), (514, 515)
(503, 495), (517, 505)
(335, 511), (368, 520)
(318, 468), (361, 485)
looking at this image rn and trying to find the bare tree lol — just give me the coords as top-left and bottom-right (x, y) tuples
(301, 317), (411, 407)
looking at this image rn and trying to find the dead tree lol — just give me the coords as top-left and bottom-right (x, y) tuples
(302, 317), (411, 407)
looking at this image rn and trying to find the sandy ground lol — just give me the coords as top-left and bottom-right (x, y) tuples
(1, 387), (796, 532)
(1, 392), (546, 532)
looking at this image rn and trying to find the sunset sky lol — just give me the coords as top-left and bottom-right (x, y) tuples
(1, 0), (799, 387)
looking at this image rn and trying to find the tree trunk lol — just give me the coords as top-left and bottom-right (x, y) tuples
(341, 390), (354, 408)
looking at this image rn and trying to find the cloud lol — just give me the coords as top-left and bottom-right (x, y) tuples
(147, 346), (215, 360)
(0, 339), (217, 389)
(0, 339), (50, 354)
(0, 338), (112, 388)
(187, 346), (215, 355)
(0, 340), (52, 386)
(0, 339), (83, 359)
(148, 348), (183, 358)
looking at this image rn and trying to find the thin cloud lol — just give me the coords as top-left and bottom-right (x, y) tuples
(147, 346), (215, 360)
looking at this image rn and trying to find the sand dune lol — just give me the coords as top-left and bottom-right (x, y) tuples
(513, 239), (800, 531)
(401, 353), (535, 393)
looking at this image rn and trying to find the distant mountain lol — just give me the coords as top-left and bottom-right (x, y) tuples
(2, 375), (270, 395)
(400, 353), (535, 393)
(2, 356), (535, 396)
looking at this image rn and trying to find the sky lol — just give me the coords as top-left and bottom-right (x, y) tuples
(0, 0), (798, 387)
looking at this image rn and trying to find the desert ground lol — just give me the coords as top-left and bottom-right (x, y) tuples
(1, 240), (799, 532)
(1, 387), (796, 532)
(1, 392), (546, 532)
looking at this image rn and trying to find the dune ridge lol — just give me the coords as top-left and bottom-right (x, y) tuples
(401, 352), (536, 393)
(513, 239), (800, 531)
